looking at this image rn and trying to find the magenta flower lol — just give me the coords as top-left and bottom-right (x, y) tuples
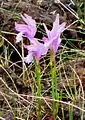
(15, 14), (37, 43)
(24, 39), (48, 64)
(43, 14), (66, 55)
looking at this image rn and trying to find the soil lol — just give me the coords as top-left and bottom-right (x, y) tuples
(0, 0), (85, 120)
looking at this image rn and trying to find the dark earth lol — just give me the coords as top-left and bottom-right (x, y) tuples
(0, 0), (85, 120)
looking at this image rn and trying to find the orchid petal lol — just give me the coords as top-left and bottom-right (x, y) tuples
(15, 22), (36, 41)
(43, 14), (66, 55)
(53, 14), (59, 29)
(24, 44), (38, 51)
(21, 14), (32, 25)
(43, 23), (51, 39)
(50, 22), (66, 40)
(42, 37), (49, 42)
(15, 14), (37, 43)
(21, 14), (36, 27)
(24, 52), (33, 64)
(16, 32), (23, 43)
(24, 39), (48, 64)
(15, 22), (31, 35)
(54, 38), (61, 54)
(21, 14), (37, 35)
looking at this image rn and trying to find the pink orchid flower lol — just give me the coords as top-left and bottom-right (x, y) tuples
(43, 14), (66, 55)
(24, 39), (48, 64)
(15, 14), (37, 43)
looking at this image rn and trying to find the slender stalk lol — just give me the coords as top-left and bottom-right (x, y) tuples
(62, 107), (65, 120)
(34, 57), (41, 119)
(69, 104), (73, 120)
(21, 39), (26, 83)
(50, 49), (58, 119)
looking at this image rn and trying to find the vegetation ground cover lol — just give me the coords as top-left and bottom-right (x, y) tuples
(0, 0), (85, 119)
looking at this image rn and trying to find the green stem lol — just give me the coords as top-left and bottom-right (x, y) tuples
(50, 49), (58, 119)
(34, 57), (41, 119)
